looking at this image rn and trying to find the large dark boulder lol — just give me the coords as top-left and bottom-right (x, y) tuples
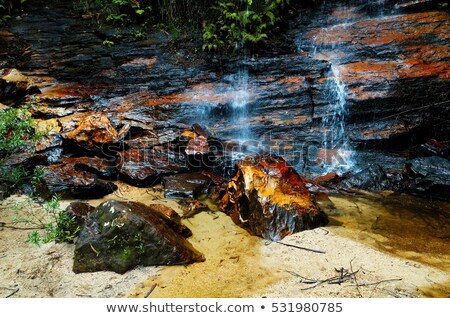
(219, 153), (329, 241)
(405, 156), (450, 200)
(73, 200), (204, 274)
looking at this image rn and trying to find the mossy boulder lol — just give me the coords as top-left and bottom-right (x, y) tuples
(73, 199), (204, 274)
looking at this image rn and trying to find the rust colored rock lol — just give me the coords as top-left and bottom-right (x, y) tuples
(0, 68), (40, 102)
(64, 113), (128, 147)
(60, 156), (118, 179)
(185, 135), (210, 155)
(179, 198), (209, 219)
(219, 154), (329, 241)
(314, 172), (342, 186)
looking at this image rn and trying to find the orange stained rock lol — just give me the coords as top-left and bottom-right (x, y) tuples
(339, 61), (400, 82)
(40, 83), (105, 99)
(278, 76), (306, 93)
(66, 113), (127, 145)
(400, 59), (450, 79)
(180, 130), (197, 139)
(361, 124), (416, 139)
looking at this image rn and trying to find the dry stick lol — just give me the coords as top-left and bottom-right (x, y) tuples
(0, 222), (42, 230)
(144, 284), (157, 298)
(286, 269), (359, 290)
(349, 278), (403, 287)
(272, 241), (326, 254)
(350, 259), (363, 298)
(5, 288), (19, 298)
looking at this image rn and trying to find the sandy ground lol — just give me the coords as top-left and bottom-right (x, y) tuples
(1, 182), (449, 298)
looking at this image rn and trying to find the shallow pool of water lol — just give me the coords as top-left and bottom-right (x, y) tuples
(318, 191), (450, 296)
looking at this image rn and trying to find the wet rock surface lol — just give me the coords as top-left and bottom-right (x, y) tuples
(38, 162), (117, 199)
(117, 148), (187, 186)
(0, 0), (447, 201)
(162, 172), (211, 199)
(0, 68), (40, 102)
(73, 199), (204, 274)
(405, 156), (450, 200)
(219, 154), (329, 241)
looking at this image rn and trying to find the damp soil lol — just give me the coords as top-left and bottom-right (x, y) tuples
(1, 183), (449, 298)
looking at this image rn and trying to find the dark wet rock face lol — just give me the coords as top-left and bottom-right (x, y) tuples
(73, 199), (204, 274)
(60, 157), (118, 179)
(117, 148), (187, 186)
(340, 165), (391, 191)
(405, 156), (450, 200)
(162, 172), (211, 199)
(38, 162), (117, 199)
(0, 0), (447, 202)
(219, 154), (329, 241)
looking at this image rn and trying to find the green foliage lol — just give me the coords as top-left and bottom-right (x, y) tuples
(102, 38), (115, 47)
(437, 2), (449, 9)
(13, 194), (82, 246)
(202, 0), (290, 54)
(0, 103), (43, 189)
(0, 0), (27, 25)
(0, 106), (37, 154)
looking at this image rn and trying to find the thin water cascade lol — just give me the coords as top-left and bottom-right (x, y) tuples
(298, 3), (357, 174)
(321, 64), (355, 173)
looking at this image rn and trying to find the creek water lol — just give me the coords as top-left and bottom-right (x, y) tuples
(318, 191), (450, 297)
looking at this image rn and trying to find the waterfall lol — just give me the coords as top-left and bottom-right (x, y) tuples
(321, 64), (355, 173)
(297, 2), (357, 175)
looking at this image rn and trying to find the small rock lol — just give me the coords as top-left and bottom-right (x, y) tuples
(340, 164), (390, 191)
(162, 172), (211, 199)
(185, 135), (210, 155)
(405, 156), (450, 200)
(64, 113), (129, 148)
(179, 198), (209, 219)
(60, 157), (118, 179)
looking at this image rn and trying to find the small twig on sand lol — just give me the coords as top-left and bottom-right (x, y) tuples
(286, 268), (359, 290)
(144, 284), (157, 298)
(5, 288), (19, 298)
(0, 222), (42, 230)
(267, 241), (326, 254)
(349, 278), (403, 287)
(317, 228), (329, 235)
(350, 259), (363, 297)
